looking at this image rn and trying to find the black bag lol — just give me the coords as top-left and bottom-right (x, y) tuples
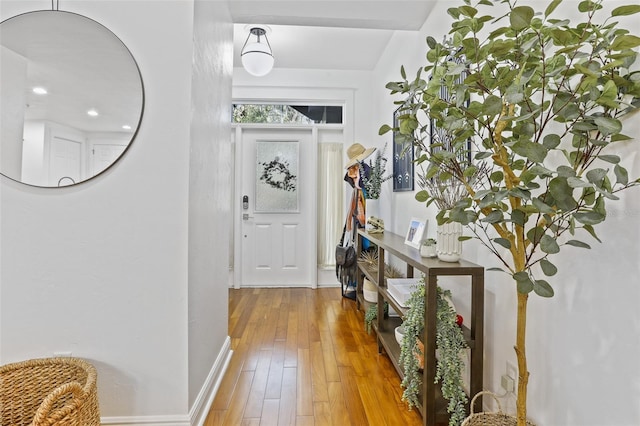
(335, 244), (356, 267)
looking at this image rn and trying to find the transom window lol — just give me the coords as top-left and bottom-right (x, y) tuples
(232, 104), (343, 124)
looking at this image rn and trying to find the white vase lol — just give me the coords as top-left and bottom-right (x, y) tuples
(366, 198), (379, 218)
(436, 222), (462, 262)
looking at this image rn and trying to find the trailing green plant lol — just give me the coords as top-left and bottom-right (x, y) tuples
(361, 142), (393, 199)
(399, 279), (467, 426)
(364, 301), (389, 334)
(381, 1), (640, 424)
(435, 287), (468, 426)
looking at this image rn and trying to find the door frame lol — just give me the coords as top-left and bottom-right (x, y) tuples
(230, 87), (354, 289)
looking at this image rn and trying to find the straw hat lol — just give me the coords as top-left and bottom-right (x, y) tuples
(345, 143), (376, 169)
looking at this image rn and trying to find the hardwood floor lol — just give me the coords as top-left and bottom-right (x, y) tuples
(205, 287), (424, 426)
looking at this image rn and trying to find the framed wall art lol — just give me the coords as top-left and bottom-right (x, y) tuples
(392, 107), (414, 192)
(255, 140), (299, 212)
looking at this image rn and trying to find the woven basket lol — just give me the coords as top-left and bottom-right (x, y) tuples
(462, 391), (536, 426)
(0, 357), (100, 426)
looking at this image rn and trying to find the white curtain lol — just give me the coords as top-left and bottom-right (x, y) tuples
(317, 143), (344, 267)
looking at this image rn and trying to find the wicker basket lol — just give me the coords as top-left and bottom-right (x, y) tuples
(0, 357), (100, 426)
(462, 391), (536, 426)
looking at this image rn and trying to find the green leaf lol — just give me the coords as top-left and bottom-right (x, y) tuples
(511, 209), (527, 226)
(612, 5), (640, 16)
(567, 177), (592, 188)
(586, 168), (607, 185)
(549, 176), (577, 210)
(566, 240), (591, 249)
(593, 116), (622, 136)
(532, 197), (555, 214)
(512, 141), (548, 163)
(545, 0), (562, 17)
(510, 6), (534, 31)
(543, 134), (561, 149)
(458, 236), (473, 241)
(426, 36), (437, 49)
(598, 155), (620, 164)
(527, 227), (545, 245)
(509, 188), (531, 200)
(459, 5), (478, 18)
(482, 210), (504, 223)
(611, 35), (640, 51)
(487, 267), (507, 273)
(483, 95), (503, 117)
(490, 171), (504, 183)
(614, 164), (629, 185)
(540, 259), (558, 276)
(514, 272), (534, 294)
(494, 238), (512, 249)
(574, 211), (605, 225)
(540, 235), (560, 254)
(612, 133), (632, 142)
(379, 124), (392, 135)
(415, 190), (429, 202)
(583, 224), (602, 243)
(534, 280), (555, 298)
(578, 1), (602, 12)
(598, 80), (618, 104)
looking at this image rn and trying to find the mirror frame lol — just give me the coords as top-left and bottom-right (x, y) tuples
(0, 9), (145, 188)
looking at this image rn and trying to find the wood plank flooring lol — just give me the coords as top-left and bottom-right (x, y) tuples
(206, 287), (425, 426)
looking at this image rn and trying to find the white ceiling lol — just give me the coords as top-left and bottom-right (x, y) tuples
(230, 1), (438, 71)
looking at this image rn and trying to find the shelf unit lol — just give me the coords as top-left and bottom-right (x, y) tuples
(356, 229), (484, 426)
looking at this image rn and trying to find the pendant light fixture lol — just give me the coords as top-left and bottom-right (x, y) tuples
(241, 25), (274, 77)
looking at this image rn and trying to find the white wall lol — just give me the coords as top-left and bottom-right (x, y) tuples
(371, 2), (640, 425)
(0, 45), (27, 180)
(0, 0), (232, 423)
(187, 0), (233, 417)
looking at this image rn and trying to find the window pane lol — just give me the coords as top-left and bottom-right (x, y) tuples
(232, 104), (343, 124)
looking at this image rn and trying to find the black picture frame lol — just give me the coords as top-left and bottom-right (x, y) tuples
(392, 108), (414, 192)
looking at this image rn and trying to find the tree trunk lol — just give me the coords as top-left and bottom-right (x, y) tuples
(515, 291), (530, 426)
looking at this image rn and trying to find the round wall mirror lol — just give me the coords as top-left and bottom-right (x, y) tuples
(0, 10), (144, 187)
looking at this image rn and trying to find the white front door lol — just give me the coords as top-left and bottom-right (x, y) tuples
(236, 127), (316, 287)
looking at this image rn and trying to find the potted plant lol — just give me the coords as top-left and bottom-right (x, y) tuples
(419, 168), (486, 261)
(381, 1), (640, 424)
(400, 279), (468, 426)
(361, 142), (393, 200)
(420, 238), (437, 257)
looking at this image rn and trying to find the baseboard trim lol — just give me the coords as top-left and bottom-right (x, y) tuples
(101, 337), (233, 426)
(100, 415), (190, 425)
(189, 336), (233, 426)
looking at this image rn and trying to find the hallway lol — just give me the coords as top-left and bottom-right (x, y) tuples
(206, 288), (424, 425)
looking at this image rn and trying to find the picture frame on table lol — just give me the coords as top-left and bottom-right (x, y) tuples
(405, 218), (426, 249)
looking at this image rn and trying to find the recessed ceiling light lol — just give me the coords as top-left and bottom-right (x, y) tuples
(122, 125), (132, 130)
(87, 109), (99, 117)
(32, 87), (47, 95)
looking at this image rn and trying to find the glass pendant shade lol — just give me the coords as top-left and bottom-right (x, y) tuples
(241, 27), (274, 77)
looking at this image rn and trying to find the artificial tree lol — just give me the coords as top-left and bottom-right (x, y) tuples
(380, 0), (640, 424)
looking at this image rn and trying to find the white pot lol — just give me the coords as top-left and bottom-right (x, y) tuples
(420, 244), (437, 258)
(436, 222), (462, 262)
